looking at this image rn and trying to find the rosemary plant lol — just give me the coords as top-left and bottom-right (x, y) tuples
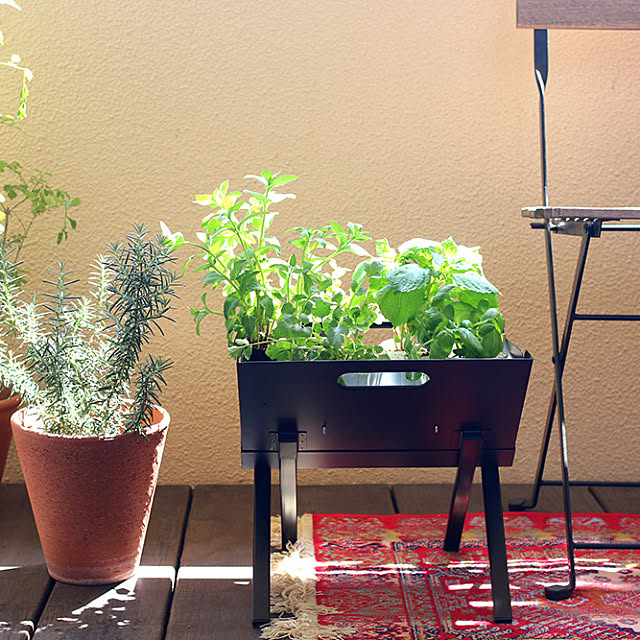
(0, 224), (180, 437)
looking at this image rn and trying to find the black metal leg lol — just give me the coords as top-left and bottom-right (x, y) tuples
(444, 431), (481, 552)
(481, 459), (512, 624)
(542, 220), (577, 600)
(278, 432), (298, 549)
(510, 232), (591, 512)
(252, 458), (271, 625)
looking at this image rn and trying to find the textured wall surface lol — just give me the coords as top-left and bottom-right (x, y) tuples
(2, 0), (639, 485)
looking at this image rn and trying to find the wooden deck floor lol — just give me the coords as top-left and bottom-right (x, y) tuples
(2, 482), (639, 639)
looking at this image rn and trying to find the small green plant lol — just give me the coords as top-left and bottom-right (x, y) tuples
(162, 171), (383, 361)
(163, 171), (506, 361)
(356, 237), (505, 359)
(0, 160), (80, 258)
(0, 0), (31, 126)
(0, 1), (79, 259)
(0, 224), (180, 437)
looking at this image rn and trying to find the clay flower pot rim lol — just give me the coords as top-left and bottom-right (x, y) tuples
(11, 404), (170, 441)
(0, 385), (21, 406)
(0, 383), (20, 407)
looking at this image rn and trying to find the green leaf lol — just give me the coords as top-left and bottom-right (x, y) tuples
(312, 298), (331, 318)
(223, 296), (240, 319)
(269, 174), (298, 188)
(245, 174), (268, 187)
(481, 327), (504, 358)
(326, 325), (346, 349)
(453, 272), (499, 295)
(241, 313), (256, 338)
(228, 339), (251, 360)
(458, 288), (496, 312)
(202, 271), (227, 286)
(431, 284), (456, 307)
(430, 330), (454, 359)
(449, 300), (472, 323)
(419, 307), (445, 333)
(386, 264), (430, 294)
(377, 285), (425, 326)
(457, 327), (483, 357)
(375, 238), (396, 259)
(349, 243), (371, 257)
(260, 295), (275, 318)
(481, 307), (500, 321)
(441, 237), (458, 258)
(329, 220), (345, 235)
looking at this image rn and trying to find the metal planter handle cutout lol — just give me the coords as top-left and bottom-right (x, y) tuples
(337, 371), (430, 388)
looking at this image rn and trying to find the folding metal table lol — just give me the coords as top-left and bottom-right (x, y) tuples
(510, 0), (640, 601)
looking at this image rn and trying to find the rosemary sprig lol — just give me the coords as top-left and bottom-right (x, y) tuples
(0, 224), (180, 437)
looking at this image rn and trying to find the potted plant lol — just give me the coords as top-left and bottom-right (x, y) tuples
(164, 170), (533, 625)
(0, 224), (179, 584)
(0, 0), (81, 482)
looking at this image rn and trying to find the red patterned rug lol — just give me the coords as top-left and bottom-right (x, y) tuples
(263, 512), (640, 640)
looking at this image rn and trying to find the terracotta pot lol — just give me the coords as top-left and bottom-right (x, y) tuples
(0, 387), (21, 483)
(11, 405), (169, 585)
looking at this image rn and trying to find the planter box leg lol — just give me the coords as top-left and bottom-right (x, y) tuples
(253, 458), (271, 625)
(278, 432), (298, 549)
(444, 431), (481, 552)
(481, 459), (512, 624)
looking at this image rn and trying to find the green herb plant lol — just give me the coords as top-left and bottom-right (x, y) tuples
(0, 0), (31, 126)
(163, 171), (506, 361)
(162, 171), (383, 361)
(0, 160), (80, 258)
(0, 0), (79, 259)
(0, 224), (180, 437)
(356, 237), (505, 359)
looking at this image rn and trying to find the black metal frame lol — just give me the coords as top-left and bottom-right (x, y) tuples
(509, 29), (640, 601)
(237, 353), (532, 625)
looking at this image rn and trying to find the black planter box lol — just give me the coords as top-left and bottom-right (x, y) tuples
(239, 346), (532, 469)
(237, 343), (533, 626)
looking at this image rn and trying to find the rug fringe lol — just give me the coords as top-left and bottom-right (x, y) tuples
(261, 514), (354, 640)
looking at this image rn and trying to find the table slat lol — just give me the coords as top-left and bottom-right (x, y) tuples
(517, 0), (640, 30)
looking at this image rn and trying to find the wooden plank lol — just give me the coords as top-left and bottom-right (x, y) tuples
(165, 485), (261, 640)
(393, 483), (603, 514)
(32, 485), (190, 640)
(0, 484), (51, 640)
(501, 484), (603, 512)
(394, 483), (463, 514)
(590, 486), (640, 513)
(297, 484), (395, 515)
(517, 0), (640, 30)
(167, 483), (394, 640)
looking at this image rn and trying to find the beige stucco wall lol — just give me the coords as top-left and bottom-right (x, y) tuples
(2, 0), (640, 486)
